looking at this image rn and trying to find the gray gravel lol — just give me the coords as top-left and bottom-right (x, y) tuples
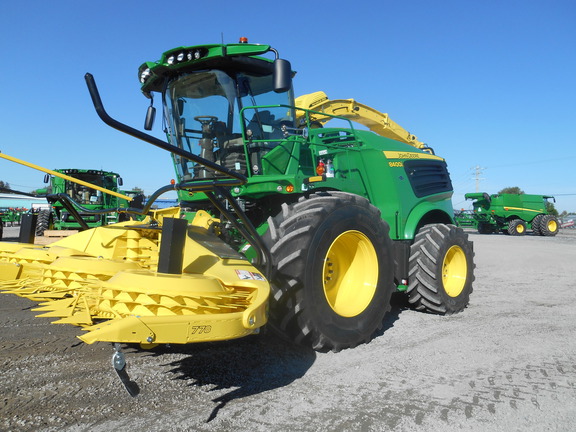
(1, 226), (575, 431)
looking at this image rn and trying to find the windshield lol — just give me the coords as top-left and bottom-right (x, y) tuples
(65, 174), (110, 205)
(164, 69), (295, 180)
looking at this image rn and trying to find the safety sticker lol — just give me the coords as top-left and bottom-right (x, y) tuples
(236, 270), (265, 281)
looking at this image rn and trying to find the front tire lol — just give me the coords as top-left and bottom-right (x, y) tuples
(264, 191), (395, 352)
(407, 224), (474, 314)
(508, 219), (527, 236)
(539, 214), (559, 236)
(531, 214), (544, 235)
(35, 210), (53, 237)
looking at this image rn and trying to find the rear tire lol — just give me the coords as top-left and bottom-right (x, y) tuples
(539, 215), (559, 236)
(508, 219), (527, 236)
(407, 224), (474, 314)
(264, 191), (395, 352)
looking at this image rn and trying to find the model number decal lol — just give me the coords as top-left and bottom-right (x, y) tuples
(190, 325), (212, 334)
(388, 161), (404, 167)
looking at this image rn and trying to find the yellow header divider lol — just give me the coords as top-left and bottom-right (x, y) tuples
(0, 152), (132, 202)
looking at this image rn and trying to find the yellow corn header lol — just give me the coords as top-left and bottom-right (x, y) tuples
(0, 206), (269, 395)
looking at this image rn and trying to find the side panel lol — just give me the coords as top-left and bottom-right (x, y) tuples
(353, 133), (454, 241)
(490, 194), (546, 223)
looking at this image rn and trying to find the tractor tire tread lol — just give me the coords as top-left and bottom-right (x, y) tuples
(407, 223), (474, 316)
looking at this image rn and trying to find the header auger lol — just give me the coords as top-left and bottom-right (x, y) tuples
(0, 38), (474, 395)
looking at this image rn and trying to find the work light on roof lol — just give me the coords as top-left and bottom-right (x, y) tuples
(139, 67), (151, 83)
(166, 48), (207, 67)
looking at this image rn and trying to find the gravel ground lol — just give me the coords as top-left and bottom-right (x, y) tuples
(1, 226), (575, 431)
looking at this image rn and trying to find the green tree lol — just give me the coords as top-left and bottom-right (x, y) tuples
(498, 186), (524, 195)
(0, 180), (11, 191)
(546, 201), (558, 216)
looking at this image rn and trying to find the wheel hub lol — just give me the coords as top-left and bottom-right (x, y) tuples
(322, 230), (378, 317)
(442, 245), (468, 297)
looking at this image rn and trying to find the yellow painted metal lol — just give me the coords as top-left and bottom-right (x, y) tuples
(322, 230), (378, 317)
(0, 213), (270, 346)
(0, 152), (132, 201)
(383, 151), (444, 162)
(296, 91), (427, 150)
(442, 245), (467, 297)
(517, 224), (525, 234)
(547, 219), (558, 232)
(502, 206), (541, 214)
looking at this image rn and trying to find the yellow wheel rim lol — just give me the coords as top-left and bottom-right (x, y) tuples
(442, 245), (468, 297)
(548, 219), (557, 232)
(323, 230), (378, 317)
(517, 224), (525, 234)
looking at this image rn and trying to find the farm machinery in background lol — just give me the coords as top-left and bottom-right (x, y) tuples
(0, 207), (27, 227)
(33, 168), (145, 236)
(456, 192), (559, 236)
(0, 39), (475, 394)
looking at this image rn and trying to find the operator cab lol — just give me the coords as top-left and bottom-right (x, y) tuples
(164, 64), (295, 180)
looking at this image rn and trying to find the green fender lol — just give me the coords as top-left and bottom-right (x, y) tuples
(402, 200), (454, 240)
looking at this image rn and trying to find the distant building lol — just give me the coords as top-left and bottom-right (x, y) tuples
(0, 193), (48, 211)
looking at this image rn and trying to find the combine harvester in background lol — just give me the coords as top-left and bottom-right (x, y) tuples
(459, 192), (559, 236)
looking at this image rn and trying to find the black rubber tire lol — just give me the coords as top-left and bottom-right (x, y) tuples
(539, 214), (559, 236)
(477, 222), (492, 234)
(35, 210), (53, 237)
(508, 219), (527, 236)
(531, 214), (544, 235)
(407, 224), (474, 314)
(263, 191), (395, 352)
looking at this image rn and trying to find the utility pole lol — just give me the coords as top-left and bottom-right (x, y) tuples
(472, 166), (485, 192)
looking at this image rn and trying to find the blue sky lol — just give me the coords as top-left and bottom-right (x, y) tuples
(1, 1), (575, 212)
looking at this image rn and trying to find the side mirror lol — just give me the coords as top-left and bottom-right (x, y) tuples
(273, 58), (292, 93)
(118, 177), (123, 187)
(144, 105), (156, 131)
(43, 174), (50, 184)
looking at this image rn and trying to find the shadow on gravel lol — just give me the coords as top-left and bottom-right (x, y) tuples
(370, 292), (408, 340)
(141, 331), (316, 422)
(125, 293), (409, 423)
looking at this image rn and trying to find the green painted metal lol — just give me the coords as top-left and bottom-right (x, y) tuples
(0, 208), (26, 225)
